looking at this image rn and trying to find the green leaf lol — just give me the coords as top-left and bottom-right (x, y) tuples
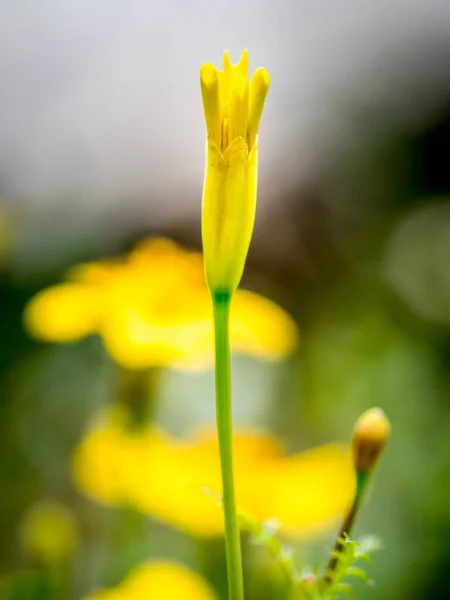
(336, 583), (354, 597)
(346, 567), (371, 583)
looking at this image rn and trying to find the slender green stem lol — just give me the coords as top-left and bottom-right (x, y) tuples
(323, 471), (369, 584)
(212, 291), (244, 600)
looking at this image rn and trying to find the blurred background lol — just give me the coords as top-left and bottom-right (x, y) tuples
(1, 0), (450, 598)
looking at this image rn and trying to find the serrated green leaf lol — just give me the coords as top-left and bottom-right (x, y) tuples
(346, 567), (371, 582)
(354, 551), (372, 563)
(336, 582), (354, 597)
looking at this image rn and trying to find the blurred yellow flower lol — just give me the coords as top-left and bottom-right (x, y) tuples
(18, 499), (79, 567)
(72, 410), (355, 538)
(24, 238), (298, 370)
(71, 407), (169, 507)
(200, 50), (270, 293)
(83, 560), (218, 600)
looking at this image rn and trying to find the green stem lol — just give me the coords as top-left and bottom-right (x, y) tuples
(323, 470), (369, 584)
(212, 291), (244, 600)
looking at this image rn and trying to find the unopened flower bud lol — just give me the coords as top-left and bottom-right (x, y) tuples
(324, 409), (390, 585)
(352, 407), (390, 473)
(200, 50), (270, 294)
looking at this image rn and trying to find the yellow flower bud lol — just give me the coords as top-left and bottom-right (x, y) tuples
(352, 407), (391, 473)
(200, 50), (270, 294)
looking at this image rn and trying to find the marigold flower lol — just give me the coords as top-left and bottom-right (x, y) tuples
(200, 50), (270, 294)
(23, 238), (297, 370)
(72, 410), (355, 539)
(82, 560), (218, 600)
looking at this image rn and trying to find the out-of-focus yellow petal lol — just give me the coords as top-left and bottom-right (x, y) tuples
(123, 429), (225, 536)
(23, 283), (100, 342)
(24, 237), (298, 369)
(100, 307), (213, 370)
(125, 427), (286, 536)
(71, 420), (129, 505)
(122, 561), (218, 600)
(171, 288), (299, 370)
(73, 413), (354, 539)
(67, 260), (122, 284)
(230, 289), (299, 360)
(82, 561), (218, 600)
(240, 444), (355, 538)
(72, 409), (171, 507)
(184, 427), (284, 465)
(128, 237), (205, 285)
(132, 431), (353, 537)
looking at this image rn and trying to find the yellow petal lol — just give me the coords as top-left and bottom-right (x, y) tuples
(228, 76), (249, 144)
(172, 287), (299, 371)
(100, 307), (213, 369)
(23, 283), (100, 342)
(235, 49), (249, 78)
(247, 67), (270, 150)
(67, 259), (122, 284)
(230, 289), (299, 359)
(241, 445), (355, 538)
(200, 64), (222, 147)
(23, 237), (298, 369)
(122, 561), (219, 600)
(83, 561), (219, 600)
(91, 422), (355, 539)
(123, 430), (225, 536)
(221, 50), (233, 101)
(72, 409), (172, 509)
(221, 50), (249, 102)
(184, 427), (284, 465)
(71, 421), (128, 505)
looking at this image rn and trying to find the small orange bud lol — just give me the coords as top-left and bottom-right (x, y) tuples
(352, 408), (390, 473)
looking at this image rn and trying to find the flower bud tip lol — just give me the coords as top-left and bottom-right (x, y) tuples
(352, 407), (390, 473)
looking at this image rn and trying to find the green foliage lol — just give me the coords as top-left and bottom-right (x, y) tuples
(319, 535), (380, 600)
(238, 512), (380, 600)
(240, 515), (301, 587)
